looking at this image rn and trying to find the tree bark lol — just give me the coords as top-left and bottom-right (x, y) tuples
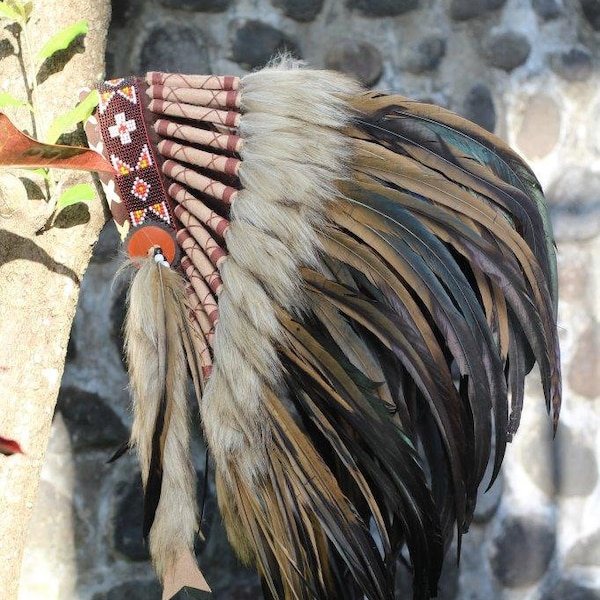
(0, 2), (110, 598)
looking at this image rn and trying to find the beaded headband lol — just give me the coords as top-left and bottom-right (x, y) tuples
(88, 73), (245, 380)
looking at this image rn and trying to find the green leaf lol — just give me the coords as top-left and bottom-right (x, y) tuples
(54, 183), (95, 212)
(19, 0), (32, 20)
(0, 92), (29, 108)
(45, 89), (99, 144)
(0, 1), (21, 21)
(30, 168), (50, 180)
(1, 0), (31, 22)
(36, 20), (88, 64)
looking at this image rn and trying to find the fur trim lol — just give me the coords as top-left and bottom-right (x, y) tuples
(200, 59), (361, 484)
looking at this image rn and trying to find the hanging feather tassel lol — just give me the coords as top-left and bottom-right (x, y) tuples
(85, 58), (562, 600)
(124, 250), (210, 599)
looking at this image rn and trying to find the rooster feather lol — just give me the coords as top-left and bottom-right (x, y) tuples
(87, 58), (562, 600)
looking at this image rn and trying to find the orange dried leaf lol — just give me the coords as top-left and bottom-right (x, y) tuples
(0, 435), (23, 456)
(0, 113), (115, 174)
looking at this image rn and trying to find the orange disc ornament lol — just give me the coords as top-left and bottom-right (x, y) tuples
(125, 222), (180, 265)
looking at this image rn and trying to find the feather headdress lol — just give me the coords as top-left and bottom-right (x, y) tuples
(83, 58), (562, 600)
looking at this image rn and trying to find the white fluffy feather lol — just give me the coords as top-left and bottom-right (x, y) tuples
(200, 59), (360, 484)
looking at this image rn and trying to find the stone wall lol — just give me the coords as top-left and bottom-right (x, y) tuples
(18, 0), (600, 599)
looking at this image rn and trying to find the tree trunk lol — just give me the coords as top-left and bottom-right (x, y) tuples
(0, 2), (110, 598)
